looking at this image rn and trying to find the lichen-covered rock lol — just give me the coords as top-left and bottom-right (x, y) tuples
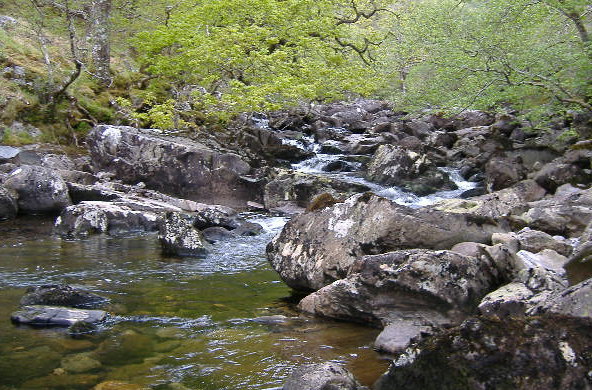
(20, 284), (108, 308)
(55, 201), (161, 237)
(538, 278), (592, 320)
(159, 212), (210, 256)
(0, 184), (18, 220)
(374, 315), (592, 390)
(365, 145), (456, 195)
(263, 169), (369, 213)
(11, 306), (107, 326)
(517, 184), (592, 237)
(298, 249), (504, 328)
(492, 228), (573, 257)
(4, 165), (72, 214)
(434, 180), (547, 220)
(283, 362), (366, 390)
(267, 193), (505, 291)
(86, 125), (261, 208)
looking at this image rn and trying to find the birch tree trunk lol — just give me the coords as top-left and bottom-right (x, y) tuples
(89, 0), (111, 87)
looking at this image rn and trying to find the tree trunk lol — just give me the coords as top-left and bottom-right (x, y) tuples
(89, 0), (111, 87)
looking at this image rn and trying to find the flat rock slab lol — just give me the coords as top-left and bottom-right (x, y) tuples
(11, 305), (107, 326)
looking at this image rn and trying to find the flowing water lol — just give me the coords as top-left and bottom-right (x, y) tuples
(0, 216), (388, 390)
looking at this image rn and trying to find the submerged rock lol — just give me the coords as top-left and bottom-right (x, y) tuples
(374, 315), (592, 390)
(11, 306), (107, 326)
(283, 362), (366, 390)
(20, 284), (108, 308)
(3, 165), (72, 214)
(159, 212), (210, 256)
(267, 193), (504, 292)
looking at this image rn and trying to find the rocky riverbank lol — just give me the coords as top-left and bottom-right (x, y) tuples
(1, 99), (591, 389)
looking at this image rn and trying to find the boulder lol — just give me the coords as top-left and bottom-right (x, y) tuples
(55, 201), (161, 238)
(365, 145), (457, 195)
(263, 170), (370, 213)
(192, 205), (239, 230)
(267, 193), (504, 291)
(484, 156), (527, 191)
(202, 226), (236, 243)
(517, 184), (592, 237)
(20, 284), (108, 308)
(534, 162), (591, 193)
(374, 320), (432, 354)
(298, 249), (504, 328)
(159, 212), (210, 256)
(374, 315), (592, 390)
(0, 184), (18, 220)
(478, 267), (568, 317)
(538, 278), (592, 320)
(86, 125), (262, 208)
(4, 165), (72, 214)
(434, 179), (547, 220)
(283, 362), (366, 390)
(491, 228), (573, 257)
(11, 306), (107, 326)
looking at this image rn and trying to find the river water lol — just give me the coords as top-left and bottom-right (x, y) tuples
(0, 133), (478, 389)
(0, 215), (388, 390)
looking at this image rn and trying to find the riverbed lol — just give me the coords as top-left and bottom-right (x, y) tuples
(0, 216), (388, 390)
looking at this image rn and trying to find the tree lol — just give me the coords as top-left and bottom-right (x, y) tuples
(131, 0), (393, 124)
(378, 0), (592, 114)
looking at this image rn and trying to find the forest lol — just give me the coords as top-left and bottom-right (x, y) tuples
(1, 0), (590, 143)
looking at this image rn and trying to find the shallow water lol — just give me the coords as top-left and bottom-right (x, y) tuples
(0, 216), (388, 390)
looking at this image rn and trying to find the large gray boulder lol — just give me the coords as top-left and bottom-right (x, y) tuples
(263, 169), (370, 213)
(283, 362), (366, 390)
(3, 165), (72, 214)
(299, 249), (503, 329)
(537, 278), (592, 320)
(86, 125), (262, 208)
(365, 144), (456, 195)
(267, 193), (505, 292)
(374, 315), (592, 390)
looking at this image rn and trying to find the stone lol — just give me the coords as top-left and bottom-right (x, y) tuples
(534, 162), (591, 193)
(93, 381), (150, 390)
(298, 249), (504, 327)
(192, 205), (238, 229)
(55, 201), (161, 238)
(365, 145), (456, 195)
(159, 212), (210, 256)
(484, 156), (527, 191)
(515, 250), (569, 276)
(518, 185), (592, 237)
(86, 125), (262, 208)
(263, 169), (370, 212)
(202, 226), (236, 243)
(434, 179), (547, 220)
(4, 165), (72, 214)
(478, 282), (535, 317)
(0, 145), (20, 161)
(0, 184), (18, 220)
(267, 193), (505, 292)
(11, 306), (107, 326)
(20, 284), (108, 308)
(539, 278), (592, 320)
(374, 320), (432, 355)
(374, 315), (592, 390)
(61, 352), (102, 373)
(492, 228), (573, 257)
(283, 362), (366, 390)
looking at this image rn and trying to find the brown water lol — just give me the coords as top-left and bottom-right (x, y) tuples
(0, 216), (389, 390)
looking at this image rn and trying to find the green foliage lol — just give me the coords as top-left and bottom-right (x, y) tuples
(378, 0), (592, 115)
(132, 0), (386, 122)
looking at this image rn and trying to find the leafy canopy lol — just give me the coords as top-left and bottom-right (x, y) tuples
(133, 0), (389, 124)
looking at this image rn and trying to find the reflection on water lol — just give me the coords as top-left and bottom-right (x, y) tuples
(0, 216), (388, 390)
